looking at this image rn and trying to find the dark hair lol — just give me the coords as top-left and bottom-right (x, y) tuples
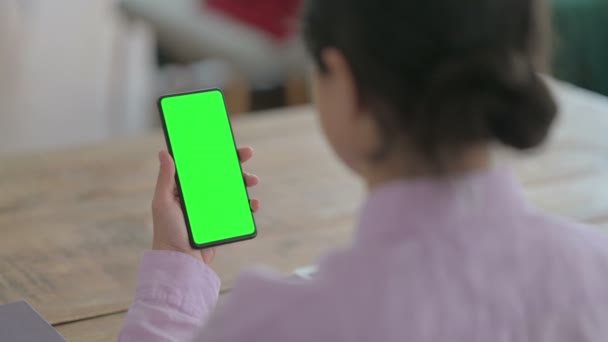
(303, 0), (557, 163)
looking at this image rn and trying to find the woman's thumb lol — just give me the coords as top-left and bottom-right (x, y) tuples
(155, 151), (176, 198)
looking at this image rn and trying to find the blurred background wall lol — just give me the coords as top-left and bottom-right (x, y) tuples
(0, 0), (159, 155)
(0, 0), (308, 156)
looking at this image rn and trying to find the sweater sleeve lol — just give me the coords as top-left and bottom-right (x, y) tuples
(119, 250), (220, 342)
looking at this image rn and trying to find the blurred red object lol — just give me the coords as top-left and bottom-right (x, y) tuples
(205, 0), (303, 41)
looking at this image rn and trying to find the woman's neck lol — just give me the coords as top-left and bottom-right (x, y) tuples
(364, 145), (493, 190)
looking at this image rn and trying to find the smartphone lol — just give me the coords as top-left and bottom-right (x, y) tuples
(158, 89), (257, 249)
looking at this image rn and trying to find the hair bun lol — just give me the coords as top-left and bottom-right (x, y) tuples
(487, 70), (557, 149)
(424, 51), (558, 151)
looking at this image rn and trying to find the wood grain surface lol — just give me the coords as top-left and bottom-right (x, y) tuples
(55, 312), (127, 342)
(0, 80), (607, 341)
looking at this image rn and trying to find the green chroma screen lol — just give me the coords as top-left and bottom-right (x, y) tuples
(159, 90), (256, 247)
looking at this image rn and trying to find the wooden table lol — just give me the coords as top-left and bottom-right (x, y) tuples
(1, 80), (607, 341)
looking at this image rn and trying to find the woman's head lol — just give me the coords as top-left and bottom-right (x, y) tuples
(302, 0), (557, 179)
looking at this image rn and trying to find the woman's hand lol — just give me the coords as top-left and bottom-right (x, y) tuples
(151, 148), (260, 264)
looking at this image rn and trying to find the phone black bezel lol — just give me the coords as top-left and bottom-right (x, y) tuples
(157, 88), (258, 250)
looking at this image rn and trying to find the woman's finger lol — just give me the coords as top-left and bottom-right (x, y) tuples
(154, 151), (176, 201)
(201, 248), (216, 264)
(238, 147), (254, 163)
(244, 172), (260, 187)
(250, 199), (261, 212)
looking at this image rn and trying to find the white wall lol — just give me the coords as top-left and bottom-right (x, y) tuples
(0, 0), (154, 156)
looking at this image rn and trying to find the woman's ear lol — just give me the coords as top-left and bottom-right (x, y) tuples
(320, 48), (363, 119)
(315, 47), (381, 175)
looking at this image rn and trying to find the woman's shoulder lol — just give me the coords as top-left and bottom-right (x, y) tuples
(528, 212), (608, 257)
(520, 211), (608, 293)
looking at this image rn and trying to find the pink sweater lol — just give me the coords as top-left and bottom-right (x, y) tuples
(120, 169), (608, 341)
